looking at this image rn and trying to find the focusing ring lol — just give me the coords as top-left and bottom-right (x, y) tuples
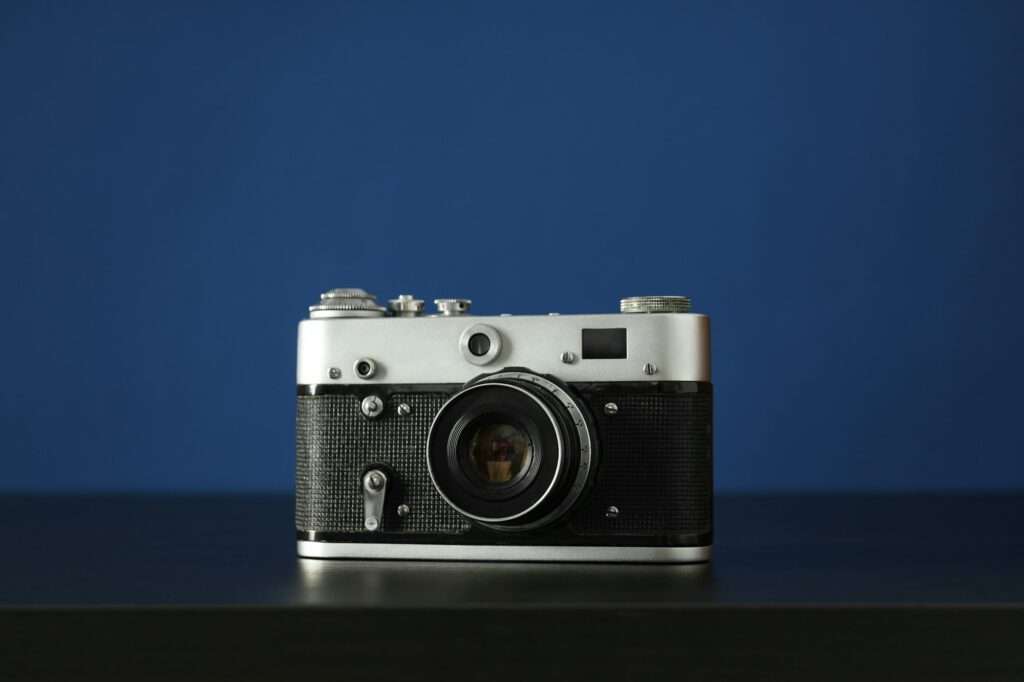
(426, 370), (596, 530)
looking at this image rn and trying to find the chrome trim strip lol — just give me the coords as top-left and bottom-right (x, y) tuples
(297, 541), (711, 563)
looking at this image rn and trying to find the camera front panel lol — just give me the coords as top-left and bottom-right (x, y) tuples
(295, 379), (711, 548)
(295, 387), (467, 536)
(569, 382), (711, 539)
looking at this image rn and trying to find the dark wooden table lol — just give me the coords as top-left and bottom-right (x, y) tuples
(2, 494), (1022, 680)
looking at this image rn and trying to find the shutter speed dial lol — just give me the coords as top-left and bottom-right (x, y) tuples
(620, 296), (692, 314)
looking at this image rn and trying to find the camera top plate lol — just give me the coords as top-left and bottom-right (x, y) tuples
(297, 288), (709, 385)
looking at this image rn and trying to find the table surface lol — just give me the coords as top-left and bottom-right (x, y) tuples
(2, 492), (1022, 607)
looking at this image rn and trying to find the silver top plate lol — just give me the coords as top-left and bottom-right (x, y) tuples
(297, 312), (710, 384)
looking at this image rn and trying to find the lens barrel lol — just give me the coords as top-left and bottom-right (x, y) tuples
(427, 371), (596, 530)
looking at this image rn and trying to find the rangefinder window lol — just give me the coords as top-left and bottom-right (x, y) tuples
(581, 328), (627, 359)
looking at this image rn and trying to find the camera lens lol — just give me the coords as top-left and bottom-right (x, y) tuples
(427, 372), (596, 529)
(461, 421), (533, 486)
(467, 333), (491, 357)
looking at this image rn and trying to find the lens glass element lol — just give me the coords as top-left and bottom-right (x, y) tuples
(462, 421), (534, 486)
(467, 333), (491, 357)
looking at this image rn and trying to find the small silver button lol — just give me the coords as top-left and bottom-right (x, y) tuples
(434, 298), (472, 316)
(388, 294), (425, 317)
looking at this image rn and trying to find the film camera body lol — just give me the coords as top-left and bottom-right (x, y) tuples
(295, 289), (712, 562)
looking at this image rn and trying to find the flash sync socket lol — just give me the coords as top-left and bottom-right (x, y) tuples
(354, 357), (378, 379)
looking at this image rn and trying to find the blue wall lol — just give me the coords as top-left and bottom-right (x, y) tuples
(2, 1), (1021, 492)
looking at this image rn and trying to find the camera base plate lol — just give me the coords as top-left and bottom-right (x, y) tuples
(296, 540), (710, 563)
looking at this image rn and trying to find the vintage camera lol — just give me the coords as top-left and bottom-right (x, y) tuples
(295, 289), (712, 562)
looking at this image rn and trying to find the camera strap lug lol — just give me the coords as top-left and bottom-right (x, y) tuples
(362, 469), (388, 531)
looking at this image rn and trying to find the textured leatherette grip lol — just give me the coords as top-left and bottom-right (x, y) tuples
(571, 389), (712, 536)
(295, 393), (470, 534)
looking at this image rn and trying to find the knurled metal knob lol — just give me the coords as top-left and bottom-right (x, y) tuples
(434, 298), (472, 316)
(309, 288), (388, 318)
(388, 294), (425, 317)
(620, 295), (692, 314)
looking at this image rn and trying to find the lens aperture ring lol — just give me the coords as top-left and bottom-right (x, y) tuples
(480, 372), (594, 531)
(426, 370), (595, 530)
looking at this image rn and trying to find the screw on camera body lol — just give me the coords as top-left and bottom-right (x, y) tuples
(365, 471), (386, 491)
(360, 395), (384, 418)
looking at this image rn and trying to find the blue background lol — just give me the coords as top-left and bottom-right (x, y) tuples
(2, 1), (1021, 492)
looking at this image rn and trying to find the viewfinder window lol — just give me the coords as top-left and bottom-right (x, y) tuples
(581, 328), (627, 359)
